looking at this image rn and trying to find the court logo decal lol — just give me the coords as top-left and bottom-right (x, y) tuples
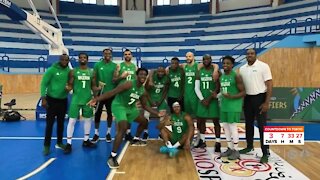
(191, 148), (309, 180)
(199, 123), (260, 139)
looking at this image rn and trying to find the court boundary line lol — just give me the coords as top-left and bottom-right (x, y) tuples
(16, 158), (56, 180)
(106, 141), (129, 180)
(1, 137), (319, 142)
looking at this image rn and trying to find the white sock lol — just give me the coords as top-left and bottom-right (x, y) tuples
(133, 136), (139, 140)
(233, 142), (239, 151)
(173, 142), (181, 148)
(200, 134), (206, 141)
(95, 129), (99, 136)
(67, 118), (77, 144)
(111, 152), (117, 157)
(229, 123), (239, 150)
(166, 141), (173, 148)
(144, 129), (148, 133)
(223, 123), (233, 149)
(144, 110), (150, 121)
(107, 127), (111, 134)
(126, 129), (131, 134)
(227, 141), (233, 149)
(84, 118), (91, 141)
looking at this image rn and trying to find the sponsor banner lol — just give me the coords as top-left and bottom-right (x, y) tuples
(269, 88), (320, 121)
(191, 148), (309, 180)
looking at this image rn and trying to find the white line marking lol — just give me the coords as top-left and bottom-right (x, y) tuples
(1, 137), (319, 143)
(16, 158), (56, 180)
(106, 142), (129, 180)
(115, 171), (126, 174)
(0, 137), (90, 140)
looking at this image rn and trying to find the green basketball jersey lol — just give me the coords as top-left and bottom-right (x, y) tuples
(168, 68), (183, 98)
(119, 62), (137, 83)
(93, 59), (117, 93)
(184, 63), (198, 95)
(113, 80), (145, 107)
(199, 67), (216, 98)
(149, 73), (168, 101)
(220, 70), (243, 112)
(171, 112), (188, 136)
(72, 67), (93, 105)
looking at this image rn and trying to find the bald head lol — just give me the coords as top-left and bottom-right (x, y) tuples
(59, 54), (69, 68)
(186, 52), (194, 64)
(202, 54), (212, 68)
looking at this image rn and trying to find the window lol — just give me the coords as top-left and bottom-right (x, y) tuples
(104, 0), (117, 6)
(157, 0), (170, 6)
(60, 0), (74, 2)
(82, 0), (96, 4)
(179, 0), (192, 4)
(201, 0), (210, 3)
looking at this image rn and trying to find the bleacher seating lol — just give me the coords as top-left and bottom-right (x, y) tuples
(0, 0), (319, 72)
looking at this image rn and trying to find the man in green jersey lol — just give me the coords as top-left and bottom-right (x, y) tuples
(167, 57), (185, 113)
(158, 102), (194, 157)
(88, 68), (165, 169)
(219, 55), (245, 160)
(183, 52), (219, 116)
(64, 53), (98, 154)
(144, 66), (169, 139)
(113, 49), (137, 83)
(194, 54), (221, 152)
(113, 49), (138, 141)
(92, 48), (117, 143)
(40, 54), (70, 155)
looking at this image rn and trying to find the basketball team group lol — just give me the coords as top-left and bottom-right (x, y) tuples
(40, 48), (273, 168)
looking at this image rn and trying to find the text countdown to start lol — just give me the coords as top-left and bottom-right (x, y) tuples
(264, 126), (304, 145)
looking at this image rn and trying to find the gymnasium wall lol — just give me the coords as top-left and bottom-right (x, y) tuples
(11, 0), (49, 11)
(219, 0), (270, 12)
(258, 47), (320, 87)
(0, 74), (42, 94)
(59, 1), (119, 15)
(153, 3), (209, 16)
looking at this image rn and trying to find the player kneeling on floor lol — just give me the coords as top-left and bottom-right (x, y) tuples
(158, 102), (194, 157)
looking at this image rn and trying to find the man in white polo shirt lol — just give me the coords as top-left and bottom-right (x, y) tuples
(238, 48), (273, 163)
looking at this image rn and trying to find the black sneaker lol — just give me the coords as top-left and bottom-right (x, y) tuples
(140, 133), (147, 146)
(214, 142), (221, 153)
(91, 134), (99, 143)
(142, 132), (148, 141)
(130, 139), (141, 146)
(106, 133), (112, 143)
(107, 156), (119, 169)
(64, 143), (72, 154)
(82, 140), (96, 148)
(125, 133), (133, 141)
(195, 139), (207, 148)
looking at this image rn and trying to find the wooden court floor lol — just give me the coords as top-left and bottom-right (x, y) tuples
(2, 94), (320, 179)
(112, 141), (320, 180)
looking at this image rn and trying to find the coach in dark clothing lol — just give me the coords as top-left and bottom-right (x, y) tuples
(238, 49), (273, 163)
(40, 54), (70, 155)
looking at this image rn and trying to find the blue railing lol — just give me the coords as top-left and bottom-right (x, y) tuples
(229, 17), (320, 64)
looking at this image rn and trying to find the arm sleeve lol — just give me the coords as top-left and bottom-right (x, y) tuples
(194, 80), (204, 101)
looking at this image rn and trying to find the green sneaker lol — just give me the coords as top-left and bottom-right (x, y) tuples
(260, 155), (269, 163)
(43, 146), (50, 156)
(55, 143), (66, 150)
(239, 147), (254, 154)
